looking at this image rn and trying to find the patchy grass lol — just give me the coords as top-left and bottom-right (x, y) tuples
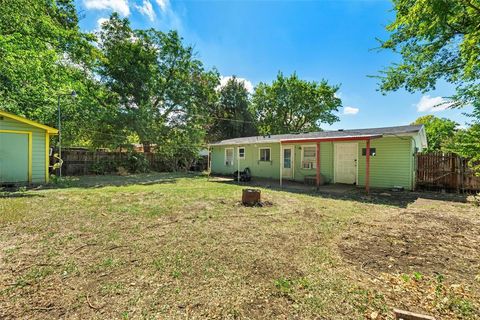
(0, 172), (479, 319)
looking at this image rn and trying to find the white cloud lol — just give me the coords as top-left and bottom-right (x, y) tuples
(343, 106), (359, 115)
(415, 95), (453, 112)
(155, 0), (168, 11)
(135, 0), (155, 21)
(219, 76), (254, 94)
(96, 17), (109, 29)
(84, 0), (130, 16)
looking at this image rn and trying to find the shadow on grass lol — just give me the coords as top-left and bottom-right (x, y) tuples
(0, 192), (45, 198)
(210, 175), (471, 208)
(37, 172), (204, 190)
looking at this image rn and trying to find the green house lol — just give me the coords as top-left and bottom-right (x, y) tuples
(209, 125), (427, 191)
(0, 110), (58, 185)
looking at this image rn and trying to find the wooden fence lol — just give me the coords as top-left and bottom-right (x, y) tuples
(52, 149), (207, 176)
(416, 152), (480, 193)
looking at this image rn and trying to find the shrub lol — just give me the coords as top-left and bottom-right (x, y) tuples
(91, 158), (117, 175)
(124, 152), (149, 173)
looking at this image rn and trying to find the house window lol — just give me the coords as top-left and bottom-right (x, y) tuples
(225, 148), (234, 166)
(259, 148), (271, 161)
(361, 148), (376, 156)
(238, 147), (245, 159)
(302, 145), (317, 169)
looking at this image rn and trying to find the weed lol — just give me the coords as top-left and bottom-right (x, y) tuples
(274, 278), (293, 295)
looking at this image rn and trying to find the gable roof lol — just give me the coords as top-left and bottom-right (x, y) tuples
(209, 125), (424, 146)
(0, 110), (59, 134)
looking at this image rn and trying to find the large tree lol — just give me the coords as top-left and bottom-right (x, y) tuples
(411, 115), (458, 151)
(208, 76), (257, 142)
(97, 14), (219, 150)
(0, 0), (108, 146)
(251, 73), (341, 135)
(377, 0), (480, 114)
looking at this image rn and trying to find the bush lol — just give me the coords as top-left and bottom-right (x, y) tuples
(124, 152), (149, 173)
(91, 158), (117, 175)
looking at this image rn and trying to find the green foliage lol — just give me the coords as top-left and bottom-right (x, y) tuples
(411, 115), (458, 151)
(90, 152), (149, 174)
(124, 152), (149, 174)
(443, 124), (480, 172)
(251, 72), (341, 134)
(96, 14), (219, 148)
(0, 0), (103, 146)
(91, 159), (117, 175)
(208, 76), (257, 141)
(377, 0), (480, 117)
(274, 277), (293, 295)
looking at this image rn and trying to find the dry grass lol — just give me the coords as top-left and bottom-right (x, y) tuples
(0, 173), (479, 319)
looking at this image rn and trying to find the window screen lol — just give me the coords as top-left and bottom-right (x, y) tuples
(259, 148), (271, 161)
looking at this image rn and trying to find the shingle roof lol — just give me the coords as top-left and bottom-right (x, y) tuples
(209, 125), (423, 146)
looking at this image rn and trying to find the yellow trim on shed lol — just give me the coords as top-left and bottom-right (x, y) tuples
(45, 133), (50, 183)
(0, 110), (58, 134)
(0, 129), (33, 183)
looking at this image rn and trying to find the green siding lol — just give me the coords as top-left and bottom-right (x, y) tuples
(211, 143), (280, 179)
(0, 117), (47, 184)
(357, 137), (413, 190)
(211, 135), (418, 190)
(291, 142), (334, 183)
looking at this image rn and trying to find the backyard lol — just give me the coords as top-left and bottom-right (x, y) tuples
(0, 173), (479, 319)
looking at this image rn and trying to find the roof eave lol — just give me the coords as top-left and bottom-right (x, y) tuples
(280, 134), (383, 144)
(0, 110), (59, 134)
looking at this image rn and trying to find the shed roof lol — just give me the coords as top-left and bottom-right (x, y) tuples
(209, 125), (424, 146)
(0, 110), (59, 134)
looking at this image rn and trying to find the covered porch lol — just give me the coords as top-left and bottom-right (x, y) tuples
(279, 134), (382, 193)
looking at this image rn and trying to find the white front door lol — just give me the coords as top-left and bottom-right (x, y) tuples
(282, 146), (294, 179)
(334, 143), (357, 184)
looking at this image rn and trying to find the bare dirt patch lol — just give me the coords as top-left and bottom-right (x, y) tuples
(339, 197), (480, 318)
(339, 203), (480, 282)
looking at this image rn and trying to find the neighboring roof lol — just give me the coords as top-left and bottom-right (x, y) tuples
(0, 110), (59, 134)
(209, 125), (424, 146)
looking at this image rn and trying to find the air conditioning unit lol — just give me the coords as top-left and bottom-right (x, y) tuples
(225, 160), (233, 166)
(302, 162), (314, 169)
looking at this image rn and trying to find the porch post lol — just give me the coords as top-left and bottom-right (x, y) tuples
(366, 139), (370, 194)
(279, 142), (283, 187)
(316, 142), (320, 188)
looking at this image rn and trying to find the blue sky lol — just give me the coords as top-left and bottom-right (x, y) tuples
(76, 0), (472, 130)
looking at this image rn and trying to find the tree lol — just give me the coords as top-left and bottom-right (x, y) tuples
(0, 0), (107, 146)
(443, 124), (480, 173)
(97, 14), (219, 151)
(251, 73), (341, 135)
(377, 0), (480, 115)
(208, 76), (257, 141)
(411, 115), (458, 151)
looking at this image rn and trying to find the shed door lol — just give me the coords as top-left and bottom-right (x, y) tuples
(0, 132), (29, 183)
(334, 143), (357, 184)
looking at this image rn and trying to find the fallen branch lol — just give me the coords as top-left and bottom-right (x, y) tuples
(71, 243), (97, 253)
(86, 293), (103, 310)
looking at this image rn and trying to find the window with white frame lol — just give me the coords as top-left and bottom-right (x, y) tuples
(302, 145), (317, 169)
(259, 148), (271, 162)
(238, 147), (245, 159)
(225, 148), (234, 166)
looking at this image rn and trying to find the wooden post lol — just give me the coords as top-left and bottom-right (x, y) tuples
(366, 139), (370, 194)
(316, 142), (320, 188)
